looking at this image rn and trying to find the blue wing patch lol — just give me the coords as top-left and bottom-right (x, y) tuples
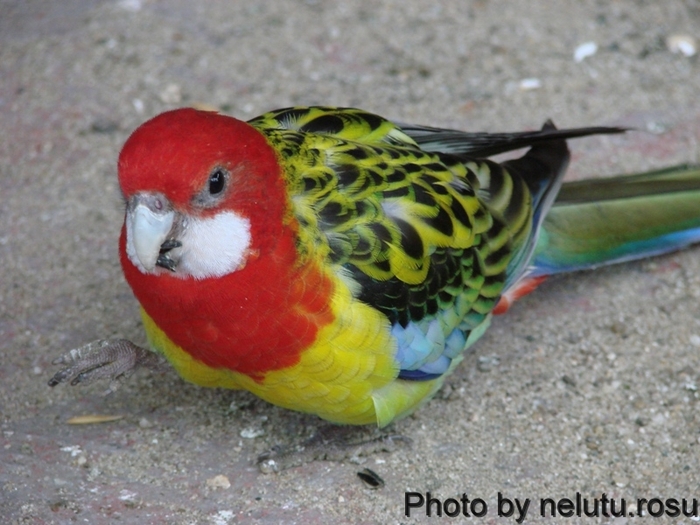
(393, 320), (468, 381)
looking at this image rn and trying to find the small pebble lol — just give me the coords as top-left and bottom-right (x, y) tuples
(519, 78), (542, 90)
(666, 34), (697, 57)
(240, 427), (265, 439)
(258, 459), (278, 474)
(132, 98), (145, 114)
(119, 490), (138, 502)
(562, 375), (576, 387)
(60, 445), (82, 457)
(160, 83), (182, 104)
(574, 41), (598, 62)
(212, 511), (235, 525)
(477, 355), (500, 372)
(206, 474), (231, 490)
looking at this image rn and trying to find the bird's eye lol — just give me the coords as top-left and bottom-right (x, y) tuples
(208, 168), (226, 195)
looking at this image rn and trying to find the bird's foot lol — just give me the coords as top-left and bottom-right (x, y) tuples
(48, 339), (164, 391)
(257, 424), (412, 473)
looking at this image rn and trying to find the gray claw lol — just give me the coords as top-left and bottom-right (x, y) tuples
(49, 339), (162, 387)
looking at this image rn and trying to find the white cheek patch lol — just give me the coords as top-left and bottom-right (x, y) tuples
(175, 211), (252, 280)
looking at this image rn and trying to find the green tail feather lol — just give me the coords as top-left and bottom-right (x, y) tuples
(532, 164), (700, 276)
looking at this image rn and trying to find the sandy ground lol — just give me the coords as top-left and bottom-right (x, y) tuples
(2, 1), (700, 523)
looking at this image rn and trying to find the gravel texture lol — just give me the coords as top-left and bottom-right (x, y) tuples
(1, 1), (700, 523)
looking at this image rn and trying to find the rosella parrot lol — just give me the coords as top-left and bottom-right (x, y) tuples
(49, 106), (700, 427)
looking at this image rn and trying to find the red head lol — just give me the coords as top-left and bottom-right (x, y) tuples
(118, 108), (289, 279)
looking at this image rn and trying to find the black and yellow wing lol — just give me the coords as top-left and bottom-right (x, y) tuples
(249, 107), (608, 379)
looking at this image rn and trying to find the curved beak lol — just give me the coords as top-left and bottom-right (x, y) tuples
(126, 193), (176, 272)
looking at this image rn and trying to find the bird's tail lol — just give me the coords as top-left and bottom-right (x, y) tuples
(534, 163), (700, 275)
(495, 164), (700, 313)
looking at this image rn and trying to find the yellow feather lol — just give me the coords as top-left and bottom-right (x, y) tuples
(141, 268), (419, 425)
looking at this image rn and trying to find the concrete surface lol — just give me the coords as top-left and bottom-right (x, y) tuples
(1, 1), (699, 523)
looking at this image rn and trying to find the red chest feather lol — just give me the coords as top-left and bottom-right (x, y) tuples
(120, 228), (335, 378)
